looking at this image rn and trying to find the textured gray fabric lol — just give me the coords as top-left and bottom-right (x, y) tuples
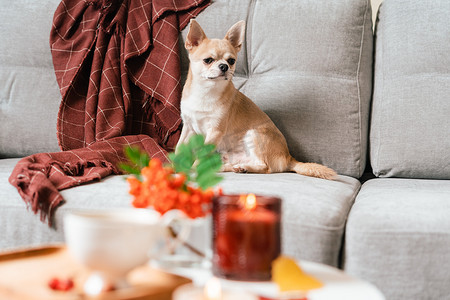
(370, 0), (450, 179)
(0, 159), (133, 251)
(344, 179), (450, 299)
(1, 158), (360, 267)
(0, 0), (62, 158)
(181, 0), (373, 178)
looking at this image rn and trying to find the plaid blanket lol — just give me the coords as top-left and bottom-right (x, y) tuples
(9, 0), (209, 226)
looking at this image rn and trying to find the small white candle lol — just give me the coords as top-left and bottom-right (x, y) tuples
(172, 277), (258, 300)
(204, 277), (222, 300)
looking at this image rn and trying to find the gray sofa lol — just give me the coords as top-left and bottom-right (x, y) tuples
(0, 0), (449, 299)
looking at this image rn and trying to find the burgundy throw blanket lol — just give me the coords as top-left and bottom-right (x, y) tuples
(9, 0), (209, 226)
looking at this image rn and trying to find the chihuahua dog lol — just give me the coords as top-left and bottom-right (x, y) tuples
(177, 20), (336, 180)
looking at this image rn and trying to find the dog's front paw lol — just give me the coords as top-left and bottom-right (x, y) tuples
(232, 164), (248, 173)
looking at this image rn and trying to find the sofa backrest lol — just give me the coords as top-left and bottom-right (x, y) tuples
(0, 0), (373, 179)
(0, 0), (62, 158)
(370, 0), (450, 179)
(180, 0), (373, 178)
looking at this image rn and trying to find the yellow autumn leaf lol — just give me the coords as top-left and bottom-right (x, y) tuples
(272, 256), (323, 292)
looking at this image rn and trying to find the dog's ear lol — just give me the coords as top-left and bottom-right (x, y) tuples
(224, 21), (245, 52)
(185, 19), (207, 51)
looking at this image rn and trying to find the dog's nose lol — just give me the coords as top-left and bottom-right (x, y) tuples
(219, 64), (228, 73)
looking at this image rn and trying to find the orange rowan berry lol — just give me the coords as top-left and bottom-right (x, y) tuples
(127, 177), (142, 196)
(132, 195), (149, 208)
(190, 194), (201, 204)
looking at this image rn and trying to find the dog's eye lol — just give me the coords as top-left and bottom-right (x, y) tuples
(203, 57), (214, 64)
(227, 58), (236, 65)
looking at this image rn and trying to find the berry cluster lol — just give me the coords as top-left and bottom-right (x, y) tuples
(127, 158), (220, 218)
(48, 277), (74, 291)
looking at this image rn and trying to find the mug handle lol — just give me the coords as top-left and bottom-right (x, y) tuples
(159, 209), (191, 254)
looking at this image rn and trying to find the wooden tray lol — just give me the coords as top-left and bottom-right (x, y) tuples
(0, 246), (191, 300)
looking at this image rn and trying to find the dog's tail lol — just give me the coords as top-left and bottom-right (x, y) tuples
(288, 157), (337, 180)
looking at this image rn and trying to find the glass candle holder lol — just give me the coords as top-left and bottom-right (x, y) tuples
(212, 194), (281, 281)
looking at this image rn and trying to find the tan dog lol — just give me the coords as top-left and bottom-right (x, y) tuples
(177, 20), (336, 180)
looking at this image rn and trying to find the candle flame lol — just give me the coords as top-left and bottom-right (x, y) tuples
(204, 277), (222, 300)
(244, 194), (257, 210)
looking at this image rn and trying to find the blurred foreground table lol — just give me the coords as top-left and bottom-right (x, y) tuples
(0, 245), (385, 300)
(0, 246), (190, 300)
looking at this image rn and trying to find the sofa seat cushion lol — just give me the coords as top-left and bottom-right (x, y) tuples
(344, 178), (450, 299)
(0, 158), (134, 252)
(1, 158), (360, 267)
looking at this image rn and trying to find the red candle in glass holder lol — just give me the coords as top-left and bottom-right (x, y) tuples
(212, 194), (281, 281)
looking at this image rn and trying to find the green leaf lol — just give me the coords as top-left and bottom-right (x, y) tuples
(197, 173), (223, 190)
(188, 134), (205, 150)
(196, 144), (216, 158)
(125, 146), (141, 164)
(170, 147), (195, 174)
(178, 157), (194, 173)
(196, 154), (222, 175)
(176, 143), (190, 156)
(169, 134), (223, 191)
(139, 153), (150, 169)
(119, 146), (151, 178)
(118, 163), (140, 175)
(168, 152), (177, 164)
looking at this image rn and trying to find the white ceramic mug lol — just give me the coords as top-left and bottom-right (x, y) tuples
(64, 208), (189, 295)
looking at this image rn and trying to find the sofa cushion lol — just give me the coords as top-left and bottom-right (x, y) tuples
(0, 158), (133, 252)
(1, 157), (360, 267)
(370, 0), (450, 179)
(0, 0), (62, 158)
(344, 178), (450, 299)
(180, 0), (373, 178)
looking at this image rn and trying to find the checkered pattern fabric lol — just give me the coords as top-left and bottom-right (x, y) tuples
(9, 0), (209, 225)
